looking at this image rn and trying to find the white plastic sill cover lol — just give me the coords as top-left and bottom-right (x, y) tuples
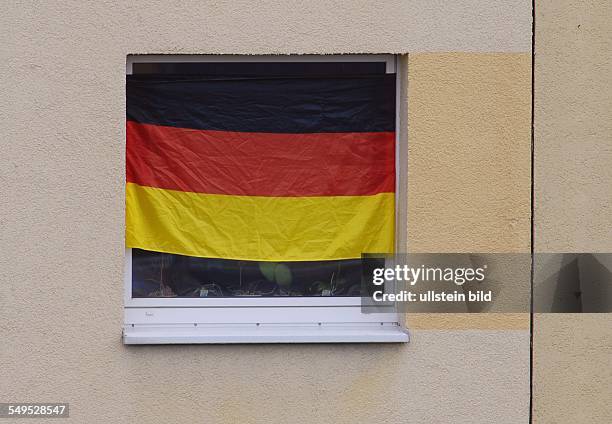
(123, 323), (409, 344)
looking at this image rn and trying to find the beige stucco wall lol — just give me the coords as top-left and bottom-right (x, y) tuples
(405, 52), (531, 331)
(1, 2), (535, 423)
(407, 53), (531, 254)
(534, 1), (612, 422)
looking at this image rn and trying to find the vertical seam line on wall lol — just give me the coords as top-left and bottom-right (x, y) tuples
(530, 0), (536, 422)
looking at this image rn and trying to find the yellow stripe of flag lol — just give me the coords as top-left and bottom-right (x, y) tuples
(126, 183), (394, 261)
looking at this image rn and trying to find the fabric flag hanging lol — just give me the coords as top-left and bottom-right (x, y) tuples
(126, 74), (396, 261)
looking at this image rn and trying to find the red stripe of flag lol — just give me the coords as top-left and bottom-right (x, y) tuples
(127, 121), (395, 197)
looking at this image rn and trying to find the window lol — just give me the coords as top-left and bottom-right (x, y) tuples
(123, 55), (408, 343)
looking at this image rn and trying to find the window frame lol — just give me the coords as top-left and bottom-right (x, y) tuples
(123, 54), (408, 343)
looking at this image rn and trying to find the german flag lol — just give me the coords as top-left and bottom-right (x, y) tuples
(126, 74), (396, 261)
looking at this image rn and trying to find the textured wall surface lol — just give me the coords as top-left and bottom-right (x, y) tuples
(405, 52), (531, 330)
(407, 53), (531, 254)
(0, 329), (529, 423)
(534, 1), (612, 422)
(0, 0), (531, 55)
(1, 1), (532, 423)
(535, 0), (612, 253)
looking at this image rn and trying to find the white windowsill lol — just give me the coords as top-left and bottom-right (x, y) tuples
(123, 323), (409, 344)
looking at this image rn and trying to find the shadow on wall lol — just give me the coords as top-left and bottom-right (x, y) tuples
(534, 254), (612, 312)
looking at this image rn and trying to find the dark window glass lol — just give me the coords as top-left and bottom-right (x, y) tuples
(132, 248), (383, 298)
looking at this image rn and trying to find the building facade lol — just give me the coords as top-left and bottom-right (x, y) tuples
(1, 1), (610, 423)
